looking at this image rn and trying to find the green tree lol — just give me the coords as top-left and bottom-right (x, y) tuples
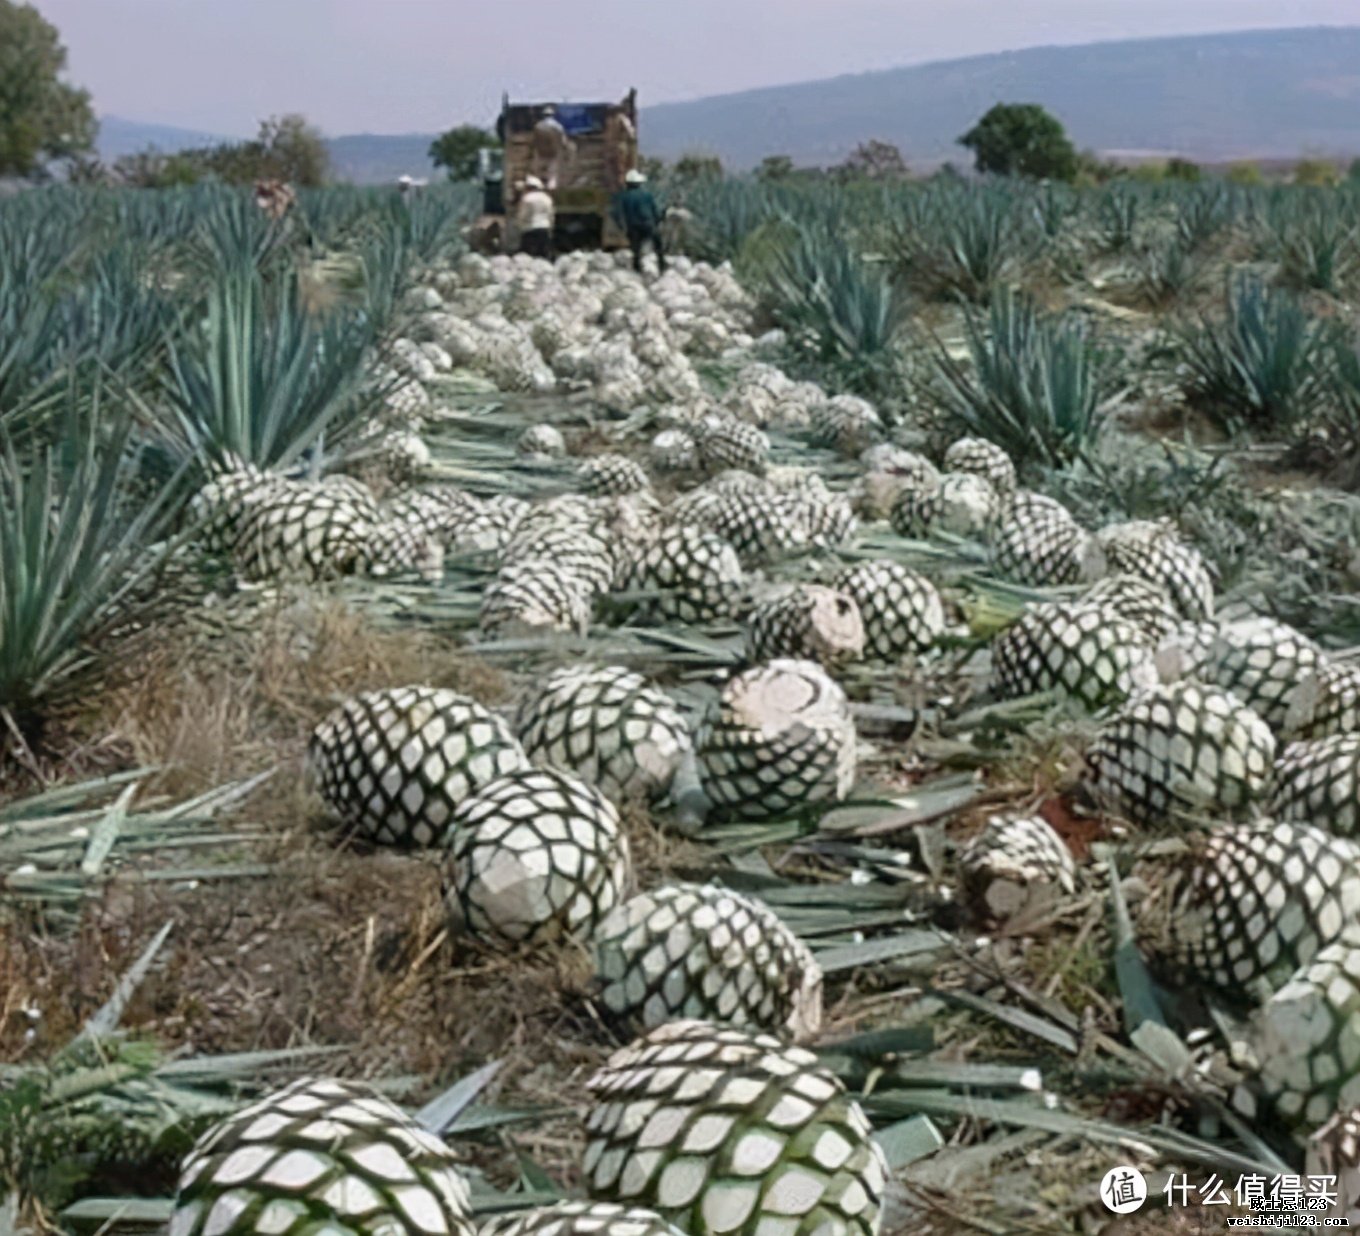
(837, 139), (908, 181)
(673, 153), (723, 182)
(757, 155), (794, 182)
(0, 1), (95, 176)
(1294, 158), (1340, 187)
(254, 113), (330, 186)
(429, 124), (499, 181)
(1349, 157), (1360, 184)
(1165, 157), (1202, 183)
(1227, 161), (1264, 186)
(958, 103), (1078, 182)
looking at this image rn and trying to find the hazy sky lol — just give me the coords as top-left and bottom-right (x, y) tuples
(34, 0), (1360, 136)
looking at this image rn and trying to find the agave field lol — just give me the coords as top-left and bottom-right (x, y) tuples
(6, 172), (1360, 1235)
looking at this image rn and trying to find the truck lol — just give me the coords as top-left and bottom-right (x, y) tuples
(470, 90), (639, 255)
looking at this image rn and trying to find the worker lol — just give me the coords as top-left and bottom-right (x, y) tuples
(253, 179), (295, 222)
(612, 169), (667, 275)
(517, 175), (555, 260)
(531, 104), (573, 190)
(603, 103), (637, 192)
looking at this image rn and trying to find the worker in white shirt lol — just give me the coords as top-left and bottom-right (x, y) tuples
(531, 105), (574, 190)
(517, 175), (556, 260)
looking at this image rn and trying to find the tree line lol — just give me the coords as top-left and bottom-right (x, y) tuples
(4, 1), (1358, 193)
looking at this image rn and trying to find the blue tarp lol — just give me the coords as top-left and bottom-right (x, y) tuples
(556, 105), (601, 137)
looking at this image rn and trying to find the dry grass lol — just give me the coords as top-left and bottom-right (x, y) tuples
(102, 594), (508, 802)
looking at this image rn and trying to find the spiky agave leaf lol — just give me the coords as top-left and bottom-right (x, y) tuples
(1178, 274), (1333, 433)
(0, 403), (186, 732)
(158, 269), (388, 474)
(933, 288), (1119, 470)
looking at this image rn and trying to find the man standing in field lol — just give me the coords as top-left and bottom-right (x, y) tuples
(612, 169), (666, 275)
(531, 105), (573, 190)
(517, 175), (555, 260)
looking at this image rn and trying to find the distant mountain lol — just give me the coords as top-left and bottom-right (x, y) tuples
(97, 116), (238, 160)
(99, 27), (1360, 183)
(642, 26), (1360, 169)
(325, 134), (440, 184)
(96, 116), (440, 184)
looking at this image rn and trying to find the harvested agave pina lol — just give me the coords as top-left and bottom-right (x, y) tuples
(809, 394), (884, 455)
(582, 1020), (889, 1236)
(1135, 821), (1360, 997)
(942, 436), (1017, 500)
(479, 559), (594, 637)
(1086, 681), (1276, 826)
(517, 423), (567, 459)
(168, 1076), (475, 1236)
(1098, 521), (1215, 622)
(991, 601), (1157, 711)
(890, 472), (999, 540)
(481, 1202), (686, 1236)
(1198, 617), (1326, 731)
(592, 882), (823, 1039)
(515, 665), (693, 805)
(1246, 929), (1360, 1128)
(696, 659), (857, 820)
(1270, 734), (1360, 838)
(579, 453), (651, 497)
(1285, 662), (1360, 741)
(695, 415), (770, 475)
(308, 688), (531, 847)
(1081, 573), (1181, 643)
(621, 525), (746, 624)
(958, 814), (1077, 924)
(832, 560), (945, 660)
(989, 501), (1103, 587)
(745, 584), (865, 669)
(441, 768), (631, 946)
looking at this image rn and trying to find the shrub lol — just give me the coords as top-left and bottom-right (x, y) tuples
(1294, 159), (1341, 188)
(1226, 162), (1264, 187)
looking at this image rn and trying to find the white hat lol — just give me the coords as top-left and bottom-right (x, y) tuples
(625, 169), (646, 185)
(525, 175), (543, 189)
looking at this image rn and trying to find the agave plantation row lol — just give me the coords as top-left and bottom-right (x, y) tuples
(5, 170), (1360, 1235)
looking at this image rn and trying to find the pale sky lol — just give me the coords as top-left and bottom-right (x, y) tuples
(33, 0), (1360, 136)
